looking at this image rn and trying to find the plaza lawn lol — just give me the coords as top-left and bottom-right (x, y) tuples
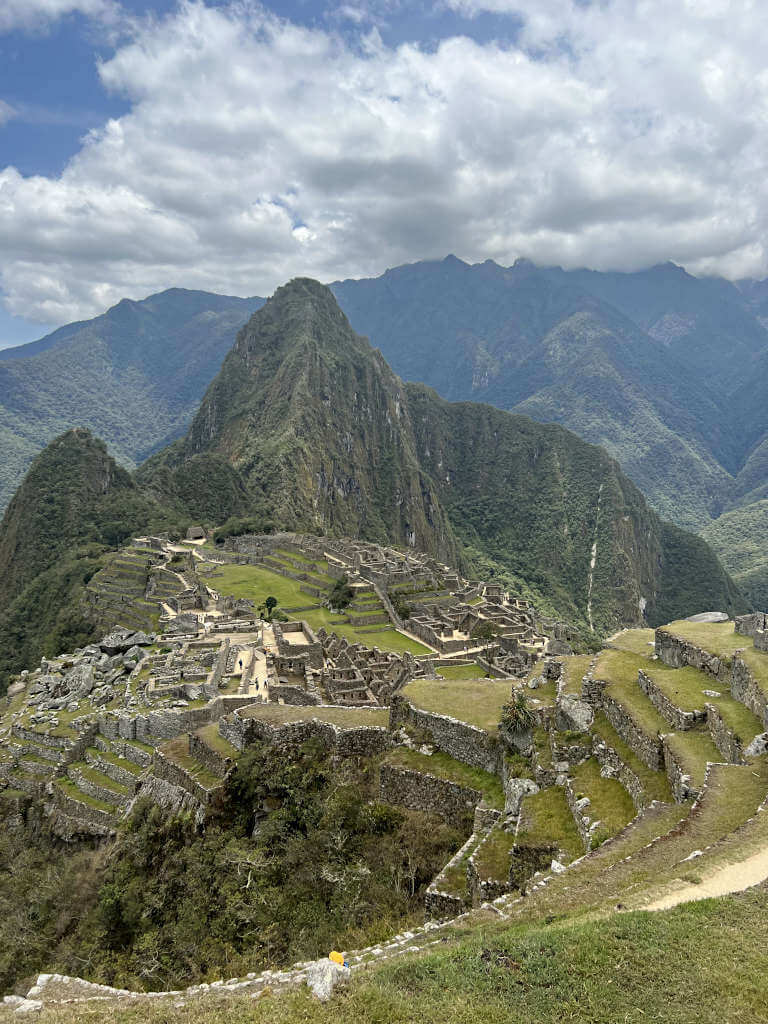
(198, 562), (429, 654)
(239, 704), (389, 728)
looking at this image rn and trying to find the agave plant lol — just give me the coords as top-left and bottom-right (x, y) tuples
(500, 689), (536, 734)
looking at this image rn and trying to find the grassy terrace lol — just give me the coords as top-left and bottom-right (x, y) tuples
(385, 747), (505, 809)
(594, 649), (668, 737)
(73, 763), (132, 797)
(663, 619), (746, 659)
(437, 662), (487, 680)
(86, 746), (144, 776)
(642, 662), (763, 740)
(473, 826), (517, 881)
(608, 627), (655, 656)
(569, 757), (637, 845)
(159, 737), (222, 790)
(664, 730), (723, 788)
(198, 562), (430, 654)
(517, 787), (583, 861)
(559, 654), (593, 695)
(239, 704), (389, 728)
(400, 678), (514, 732)
(195, 723), (241, 759)
(53, 777), (116, 814)
(590, 712), (673, 803)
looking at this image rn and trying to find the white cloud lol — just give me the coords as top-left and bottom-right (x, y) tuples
(0, 101), (16, 125)
(0, 0), (118, 34)
(2, 0), (768, 323)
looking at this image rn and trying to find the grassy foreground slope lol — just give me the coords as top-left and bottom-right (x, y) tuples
(11, 891), (768, 1023)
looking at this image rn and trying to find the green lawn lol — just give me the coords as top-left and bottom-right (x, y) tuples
(559, 654), (593, 695)
(385, 747), (505, 808)
(199, 562), (429, 654)
(569, 756), (637, 845)
(641, 662), (763, 741)
(663, 730), (723, 788)
(401, 678), (515, 732)
(437, 662), (488, 680)
(159, 736), (223, 790)
(473, 826), (517, 880)
(239, 704), (390, 728)
(609, 628), (655, 656)
(590, 712), (673, 804)
(517, 786), (584, 861)
(663, 620), (745, 659)
(194, 724), (241, 760)
(594, 649), (669, 738)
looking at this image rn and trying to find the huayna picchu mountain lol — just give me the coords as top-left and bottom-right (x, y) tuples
(140, 278), (746, 634)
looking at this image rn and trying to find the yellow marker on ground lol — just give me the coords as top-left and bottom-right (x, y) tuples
(329, 950), (345, 966)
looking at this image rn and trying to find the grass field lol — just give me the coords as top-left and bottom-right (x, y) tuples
(594, 649), (669, 737)
(199, 562), (429, 654)
(642, 662), (762, 740)
(663, 620), (745, 658)
(609, 628), (655, 656)
(437, 662), (488, 680)
(516, 786), (584, 861)
(23, 891), (768, 1023)
(401, 678), (515, 732)
(569, 756), (636, 844)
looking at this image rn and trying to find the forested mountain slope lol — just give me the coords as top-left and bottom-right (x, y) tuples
(0, 288), (263, 510)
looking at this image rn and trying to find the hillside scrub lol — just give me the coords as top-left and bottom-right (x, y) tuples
(0, 739), (461, 995)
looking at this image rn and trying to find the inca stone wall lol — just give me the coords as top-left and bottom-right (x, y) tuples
(600, 691), (664, 770)
(591, 735), (646, 811)
(705, 704), (745, 763)
(378, 764), (482, 829)
(637, 669), (704, 731)
(389, 695), (501, 773)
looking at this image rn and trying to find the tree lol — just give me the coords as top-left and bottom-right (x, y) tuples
(259, 596), (278, 621)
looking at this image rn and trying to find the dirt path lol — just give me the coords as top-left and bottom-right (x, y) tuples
(645, 844), (768, 910)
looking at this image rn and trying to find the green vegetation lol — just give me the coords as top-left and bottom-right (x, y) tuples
(702, 499), (768, 607)
(401, 678), (514, 732)
(663, 619), (745, 658)
(609, 628), (655, 656)
(437, 662), (487, 679)
(558, 653), (593, 694)
(385, 747), (505, 809)
(642, 662), (763, 740)
(239, 704), (389, 728)
(0, 741), (461, 994)
(594, 649), (668, 737)
(590, 713), (673, 804)
(664, 731), (723, 789)
(473, 827), (516, 880)
(516, 787), (584, 861)
(569, 757), (637, 844)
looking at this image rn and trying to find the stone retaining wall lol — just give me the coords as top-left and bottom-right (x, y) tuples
(660, 736), (698, 802)
(67, 767), (125, 808)
(46, 783), (116, 831)
(219, 709), (391, 760)
(149, 749), (223, 806)
(637, 669), (704, 731)
(189, 732), (232, 779)
(378, 764), (481, 829)
(84, 750), (140, 788)
(735, 613), (768, 638)
(731, 656), (768, 727)
(389, 695), (501, 773)
(600, 691), (664, 770)
(591, 735), (645, 811)
(654, 630), (731, 684)
(705, 704), (745, 764)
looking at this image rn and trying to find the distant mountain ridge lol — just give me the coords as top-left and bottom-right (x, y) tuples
(3, 257), (768, 602)
(0, 287), (264, 511)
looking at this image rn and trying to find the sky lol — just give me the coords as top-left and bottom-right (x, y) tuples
(1, 0), (768, 348)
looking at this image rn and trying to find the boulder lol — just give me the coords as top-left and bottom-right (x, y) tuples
(744, 733), (768, 759)
(686, 612), (729, 623)
(63, 663), (94, 697)
(306, 959), (350, 1002)
(99, 629), (135, 655)
(555, 695), (594, 733)
(504, 777), (538, 817)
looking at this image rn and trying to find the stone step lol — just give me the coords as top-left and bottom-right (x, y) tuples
(67, 763), (133, 807)
(85, 747), (144, 787)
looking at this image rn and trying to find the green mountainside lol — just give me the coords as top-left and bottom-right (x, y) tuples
(0, 429), (180, 692)
(145, 279), (746, 633)
(331, 257), (758, 530)
(0, 288), (263, 511)
(701, 499), (768, 608)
